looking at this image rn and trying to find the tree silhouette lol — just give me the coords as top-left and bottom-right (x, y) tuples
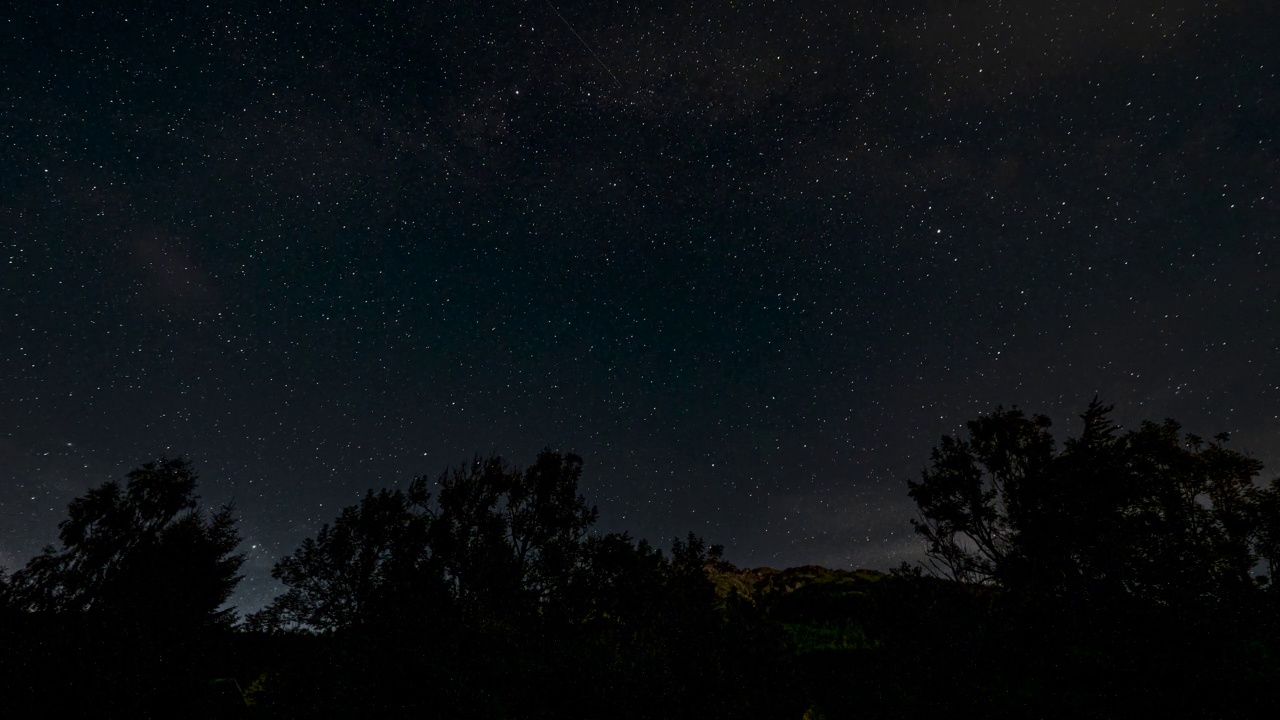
(246, 487), (437, 633)
(503, 450), (599, 604)
(906, 404), (1054, 584)
(6, 457), (244, 628)
(249, 449), (598, 634)
(422, 450), (597, 616)
(2, 458), (246, 718)
(901, 404), (1280, 719)
(243, 451), (605, 717)
(909, 399), (1278, 609)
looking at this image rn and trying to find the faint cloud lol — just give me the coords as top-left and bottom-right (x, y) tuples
(127, 227), (220, 309)
(762, 490), (918, 570)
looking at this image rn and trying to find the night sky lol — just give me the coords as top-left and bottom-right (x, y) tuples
(4, 1), (1277, 611)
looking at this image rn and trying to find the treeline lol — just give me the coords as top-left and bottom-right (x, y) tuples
(234, 452), (796, 718)
(2, 401), (1280, 718)
(0, 453), (797, 718)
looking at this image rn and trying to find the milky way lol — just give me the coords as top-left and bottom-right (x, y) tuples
(3, 1), (1276, 610)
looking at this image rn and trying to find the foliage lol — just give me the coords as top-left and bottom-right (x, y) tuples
(248, 449), (598, 633)
(1, 458), (246, 718)
(6, 422), (1278, 718)
(245, 450), (797, 719)
(902, 400), (1280, 719)
(908, 399), (1278, 611)
(5, 456), (244, 628)
(246, 488), (432, 633)
(420, 450), (597, 621)
(906, 405), (1054, 584)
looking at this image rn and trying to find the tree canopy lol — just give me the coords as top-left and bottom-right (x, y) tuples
(4, 412), (1279, 718)
(248, 449), (599, 633)
(4, 457), (244, 629)
(908, 399), (1280, 611)
(246, 487), (431, 632)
